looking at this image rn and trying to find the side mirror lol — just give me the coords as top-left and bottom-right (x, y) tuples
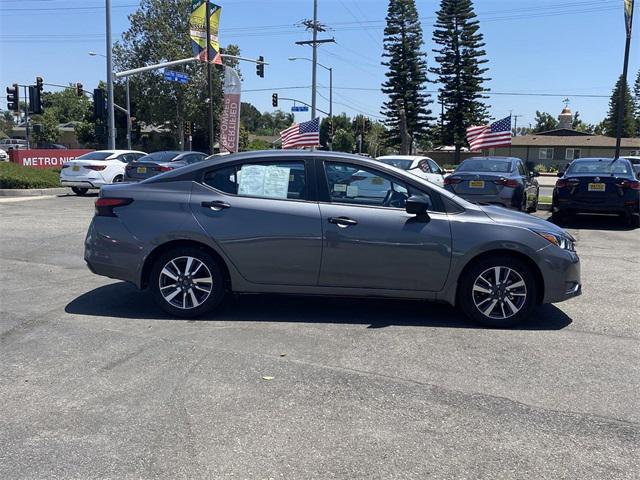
(405, 195), (431, 216)
(438, 168), (445, 175)
(531, 171), (540, 177)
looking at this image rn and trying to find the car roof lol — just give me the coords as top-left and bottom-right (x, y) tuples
(377, 155), (430, 161)
(464, 156), (518, 162)
(570, 157), (630, 162)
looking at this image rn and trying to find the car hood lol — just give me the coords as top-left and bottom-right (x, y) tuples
(479, 205), (571, 238)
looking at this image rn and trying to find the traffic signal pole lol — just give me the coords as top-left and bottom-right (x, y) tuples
(105, 0), (116, 149)
(206, 0), (215, 155)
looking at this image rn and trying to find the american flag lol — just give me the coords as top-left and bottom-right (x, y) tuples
(466, 116), (512, 151)
(280, 118), (320, 149)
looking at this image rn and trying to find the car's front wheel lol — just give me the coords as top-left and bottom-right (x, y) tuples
(458, 255), (538, 328)
(150, 247), (226, 318)
(71, 187), (88, 196)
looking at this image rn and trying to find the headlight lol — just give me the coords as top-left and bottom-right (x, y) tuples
(532, 230), (575, 251)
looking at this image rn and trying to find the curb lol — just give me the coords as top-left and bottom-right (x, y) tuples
(0, 187), (69, 197)
(538, 203), (551, 211)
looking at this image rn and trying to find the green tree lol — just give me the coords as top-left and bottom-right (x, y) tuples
(240, 102), (262, 132)
(572, 111), (594, 134)
(238, 125), (249, 151)
(41, 88), (92, 124)
(332, 128), (355, 153)
(603, 75), (636, 138)
(633, 69), (640, 136)
(365, 121), (388, 157)
(30, 110), (61, 144)
(381, 0), (432, 154)
(114, 0), (240, 150)
(320, 113), (351, 149)
(0, 111), (15, 139)
(431, 0), (490, 160)
(532, 111), (558, 133)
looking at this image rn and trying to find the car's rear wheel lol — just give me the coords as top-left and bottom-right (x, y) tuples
(150, 247), (226, 318)
(71, 187), (88, 196)
(113, 175), (124, 183)
(458, 255), (538, 328)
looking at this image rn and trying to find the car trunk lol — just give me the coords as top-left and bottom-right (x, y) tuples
(64, 160), (107, 177)
(125, 161), (172, 181)
(564, 175), (625, 206)
(448, 173), (510, 196)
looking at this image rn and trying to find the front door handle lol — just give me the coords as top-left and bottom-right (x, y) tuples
(201, 200), (230, 211)
(328, 216), (358, 228)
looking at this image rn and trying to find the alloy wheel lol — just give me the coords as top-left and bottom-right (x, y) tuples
(158, 256), (213, 310)
(472, 266), (527, 320)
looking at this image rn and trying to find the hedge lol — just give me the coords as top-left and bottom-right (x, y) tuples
(0, 162), (61, 189)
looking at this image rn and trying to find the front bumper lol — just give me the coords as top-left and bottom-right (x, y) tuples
(537, 245), (582, 304)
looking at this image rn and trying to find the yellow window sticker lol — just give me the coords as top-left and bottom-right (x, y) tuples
(334, 184), (347, 192)
(371, 177), (384, 185)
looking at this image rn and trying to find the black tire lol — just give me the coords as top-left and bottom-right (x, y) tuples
(149, 246), (226, 318)
(458, 255), (538, 328)
(112, 175), (124, 183)
(71, 187), (88, 196)
(526, 190), (539, 213)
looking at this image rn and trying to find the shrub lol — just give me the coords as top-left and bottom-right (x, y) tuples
(548, 164), (559, 173)
(534, 163), (548, 173)
(0, 162), (61, 189)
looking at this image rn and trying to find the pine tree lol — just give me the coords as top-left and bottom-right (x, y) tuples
(431, 0), (490, 160)
(604, 75), (637, 138)
(633, 70), (640, 136)
(381, 0), (433, 154)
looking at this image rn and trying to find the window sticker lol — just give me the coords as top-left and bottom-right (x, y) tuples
(238, 164), (291, 199)
(346, 185), (358, 197)
(334, 184), (347, 192)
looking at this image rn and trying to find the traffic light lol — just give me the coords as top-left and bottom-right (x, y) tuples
(256, 56), (265, 78)
(28, 86), (43, 115)
(36, 76), (43, 92)
(76, 82), (83, 97)
(271, 93), (278, 108)
(6, 84), (19, 112)
(93, 88), (106, 121)
(184, 121), (192, 136)
(328, 119), (334, 137)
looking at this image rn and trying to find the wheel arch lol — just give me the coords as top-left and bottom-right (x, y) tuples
(456, 249), (545, 305)
(140, 239), (231, 291)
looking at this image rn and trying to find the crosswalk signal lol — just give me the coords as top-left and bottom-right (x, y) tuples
(256, 56), (265, 78)
(6, 84), (19, 112)
(76, 82), (83, 97)
(271, 93), (278, 108)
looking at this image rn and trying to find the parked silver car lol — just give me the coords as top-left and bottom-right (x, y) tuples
(124, 150), (208, 182)
(445, 156), (539, 211)
(85, 151), (581, 327)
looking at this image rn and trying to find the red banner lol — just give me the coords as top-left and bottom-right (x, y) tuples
(219, 93), (240, 153)
(9, 149), (93, 169)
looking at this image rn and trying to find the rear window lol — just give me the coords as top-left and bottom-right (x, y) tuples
(378, 158), (413, 170)
(76, 152), (113, 160)
(139, 151), (181, 163)
(566, 160), (632, 176)
(457, 159), (513, 173)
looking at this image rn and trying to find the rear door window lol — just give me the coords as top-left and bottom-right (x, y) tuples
(203, 161), (307, 200)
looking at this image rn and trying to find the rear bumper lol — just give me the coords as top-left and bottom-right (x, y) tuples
(555, 198), (639, 214)
(537, 246), (582, 304)
(60, 173), (107, 189)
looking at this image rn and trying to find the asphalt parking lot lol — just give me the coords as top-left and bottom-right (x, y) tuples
(1, 193), (638, 479)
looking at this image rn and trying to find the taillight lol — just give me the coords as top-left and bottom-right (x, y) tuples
(444, 176), (461, 186)
(494, 178), (520, 188)
(85, 165), (107, 171)
(95, 197), (133, 217)
(616, 180), (640, 190)
(556, 178), (580, 188)
(155, 166), (174, 172)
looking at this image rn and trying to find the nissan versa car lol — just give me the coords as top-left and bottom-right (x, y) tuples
(124, 150), (208, 182)
(85, 151), (581, 328)
(60, 150), (147, 195)
(552, 157), (640, 226)
(444, 156), (539, 212)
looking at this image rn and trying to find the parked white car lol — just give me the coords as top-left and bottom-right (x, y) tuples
(0, 148), (8, 161)
(0, 138), (28, 151)
(60, 150), (146, 195)
(376, 155), (446, 187)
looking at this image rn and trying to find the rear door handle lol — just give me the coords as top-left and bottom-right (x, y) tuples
(201, 200), (230, 211)
(328, 216), (358, 228)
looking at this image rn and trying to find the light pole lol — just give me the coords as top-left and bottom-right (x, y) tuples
(289, 56), (332, 149)
(105, 0), (116, 149)
(90, 51), (131, 149)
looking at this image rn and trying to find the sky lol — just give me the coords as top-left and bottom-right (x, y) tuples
(0, 0), (638, 130)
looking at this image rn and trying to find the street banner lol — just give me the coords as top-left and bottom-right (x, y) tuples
(189, 1), (222, 64)
(219, 67), (241, 153)
(9, 149), (93, 169)
(624, 0), (634, 37)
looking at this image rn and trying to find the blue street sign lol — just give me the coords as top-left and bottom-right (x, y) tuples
(291, 105), (309, 112)
(164, 70), (190, 84)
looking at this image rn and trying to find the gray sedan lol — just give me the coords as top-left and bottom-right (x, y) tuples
(124, 150), (207, 182)
(85, 151), (580, 328)
(445, 156), (539, 211)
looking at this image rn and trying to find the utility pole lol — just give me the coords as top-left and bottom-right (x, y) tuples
(125, 78), (131, 149)
(295, 1), (334, 121)
(206, 0), (215, 155)
(615, 0), (634, 159)
(105, 0), (116, 149)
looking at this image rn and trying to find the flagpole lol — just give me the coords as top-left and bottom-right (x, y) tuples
(206, 0), (215, 155)
(615, 0), (634, 159)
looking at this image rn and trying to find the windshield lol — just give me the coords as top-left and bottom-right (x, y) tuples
(378, 158), (414, 170)
(139, 151), (181, 163)
(566, 160), (632, 176)
(456, 159), (512, 173)
(76, 152), (113, 160)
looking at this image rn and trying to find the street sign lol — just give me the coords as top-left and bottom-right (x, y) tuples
(163, 69), (190, 84)
(291, 105), (309, 112)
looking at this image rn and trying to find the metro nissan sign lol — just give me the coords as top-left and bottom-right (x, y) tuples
(9, 149), (94, 169)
